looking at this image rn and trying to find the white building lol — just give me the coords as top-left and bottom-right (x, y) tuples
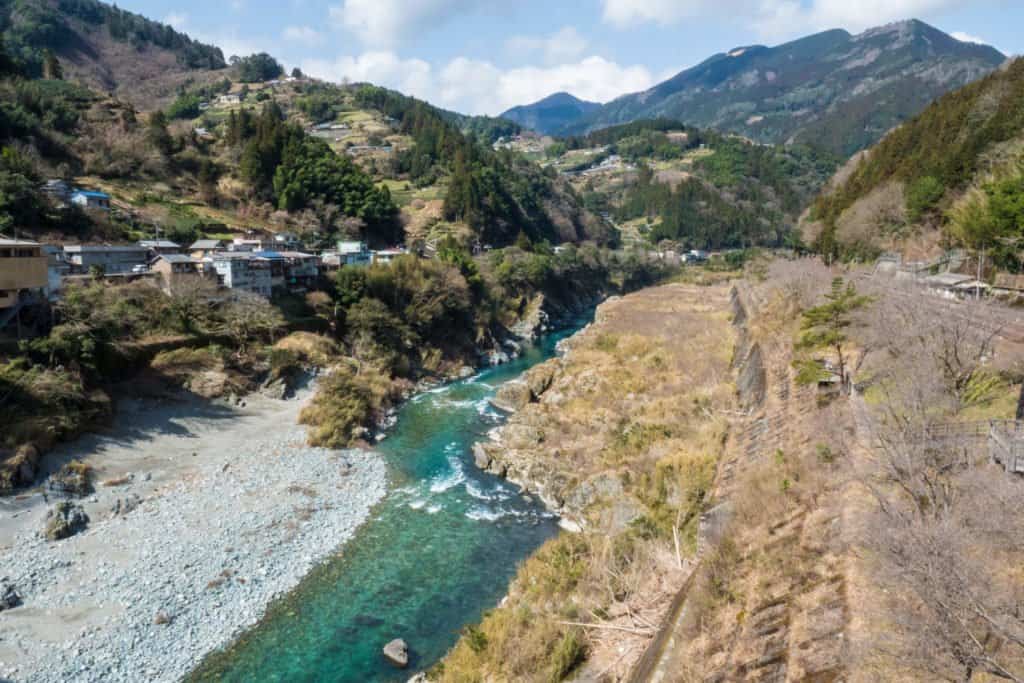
(336, 241), (372, 267)
(372, 248), (405, 265)
(63, 245), (148, 275)
(206, 254), (273, 298)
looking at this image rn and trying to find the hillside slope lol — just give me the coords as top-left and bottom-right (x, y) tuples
(803, 57), (1024, 261)
(549, 119), (837, 249)
(0, 0), (227, 108)
(564, 20), (1004, 156)
(501, 92), (601, 136)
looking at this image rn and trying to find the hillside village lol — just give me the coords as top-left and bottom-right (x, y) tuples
(3, 1), (1024, 682)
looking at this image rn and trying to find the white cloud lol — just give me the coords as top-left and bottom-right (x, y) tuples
(505, 26), (588, 65)
(602, 0), (708, 27)
(302, 51), (657, 115)
(163, 12), (188, 30)
(329, 0), (481, 47)
(301, 52), (435, 99)
(602, 0), (974, 39)
(283, 25), (325, 45)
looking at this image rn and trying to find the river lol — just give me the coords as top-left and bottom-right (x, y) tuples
(187, 320), (588, 682)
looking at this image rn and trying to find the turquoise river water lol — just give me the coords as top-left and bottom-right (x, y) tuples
(189, 320), (588, 682)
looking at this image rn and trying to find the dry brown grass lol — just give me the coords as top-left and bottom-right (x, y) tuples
(273, 333), (340, 368)
(437, 283), (737, 681)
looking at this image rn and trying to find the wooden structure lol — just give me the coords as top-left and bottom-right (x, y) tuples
(989, 420), (1024, 474)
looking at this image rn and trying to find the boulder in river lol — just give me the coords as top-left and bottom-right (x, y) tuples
(44, 501), (90, 541)
(383, 638), (410, 668)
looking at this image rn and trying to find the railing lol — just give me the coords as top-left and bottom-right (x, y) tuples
(989, 421), (1024, 474)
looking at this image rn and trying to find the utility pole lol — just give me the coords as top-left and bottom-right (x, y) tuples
(977, 244), (985, 301)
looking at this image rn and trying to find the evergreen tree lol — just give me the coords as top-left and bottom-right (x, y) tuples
(794, 278), (872, 393)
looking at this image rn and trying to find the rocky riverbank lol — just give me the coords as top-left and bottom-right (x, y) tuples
(0, 388), (386, 683)
(441, 283), (739, 681)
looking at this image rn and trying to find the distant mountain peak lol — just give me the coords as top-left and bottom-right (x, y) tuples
(500, 92), (601, 135)
(560, 19), (1005, 156)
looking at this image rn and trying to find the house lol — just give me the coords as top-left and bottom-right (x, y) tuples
(41, 179), (73, 206)
(273, 232), (303, 250)
(206, 253), (273, 298)
(0, 239), (48, 310)
(372, 248), (405, 265)
(215, 94), (242, 107)
(281, 252), (320, 290)
(189, 239), (225, 259)
(70, 190), (111, 211)
(336, 241), (373, 267)
(684, 249), (709, 263)
(63, 245), (148, 275)
(923, 272), (974, 299)
(252, 251), (287, 290)
(231, 237), (276, 252)
(139, 240), (182, 257)
(151, 254), (208, 291)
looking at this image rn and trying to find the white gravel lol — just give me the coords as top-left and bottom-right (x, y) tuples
(0, 389), (387, 682)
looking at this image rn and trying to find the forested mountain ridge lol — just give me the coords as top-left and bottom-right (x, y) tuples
(556, 20), (1004, 156)
(500, 92), (601, 136)
(0, 0), (227, 108)
(0, 26), (611, 251)
(802, 57), (1024, 263)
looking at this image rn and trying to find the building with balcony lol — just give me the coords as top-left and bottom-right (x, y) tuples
(0, 239), (47, 309)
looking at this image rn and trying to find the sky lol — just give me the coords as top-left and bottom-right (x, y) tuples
(118, 0), (1024, 116)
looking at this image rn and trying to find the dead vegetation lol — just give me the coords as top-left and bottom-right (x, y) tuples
(436, 284), (737, 681)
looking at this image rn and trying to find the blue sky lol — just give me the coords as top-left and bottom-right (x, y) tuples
(118, 0), (1023, 115)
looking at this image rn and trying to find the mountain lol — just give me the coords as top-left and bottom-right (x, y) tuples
(803, 57), (1024, 260)
(0, 0), (227, 109)
(500, 92), (601, 136)
(563, 20), (1005, 156)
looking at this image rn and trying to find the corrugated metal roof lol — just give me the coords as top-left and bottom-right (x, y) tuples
(64, 245), (147, 253)
(157, 254), (197, 264)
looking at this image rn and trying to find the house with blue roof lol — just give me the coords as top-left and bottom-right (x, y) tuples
(70, 189), (111, 210)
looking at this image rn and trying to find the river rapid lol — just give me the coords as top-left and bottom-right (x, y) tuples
(188, 320), (589, 682)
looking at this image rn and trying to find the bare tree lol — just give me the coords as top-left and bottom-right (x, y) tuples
(863, 464), (1024, 682)
(164, 275), (219, 334)
(219, 292), (285, 355)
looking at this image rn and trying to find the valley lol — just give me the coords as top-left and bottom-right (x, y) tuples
(2, 1), (1024, 681)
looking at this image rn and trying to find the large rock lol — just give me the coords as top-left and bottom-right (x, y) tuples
(0, 444), (41, 493)
(491, 381), (533, 412)
(383, 638), (409, 668)
(47, 461), (94, 497)
(472, 443), (492, 470)
(525, 363), (557, 398)
(0, 582), (22, 611)
(44, 501), (90, 541)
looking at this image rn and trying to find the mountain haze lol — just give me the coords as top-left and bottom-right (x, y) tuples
(557, 20), (1005, 156)
(500, 92), (601, 136)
